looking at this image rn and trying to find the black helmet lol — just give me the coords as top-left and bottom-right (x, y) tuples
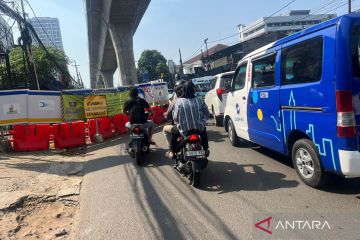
(129, 87), (139, 98)
(174, 80), (186, 97)
(174, 80), (186, 89)
(183, 81), (196, 98)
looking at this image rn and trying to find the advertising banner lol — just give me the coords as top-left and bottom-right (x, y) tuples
(27, 90), (62, 123)
(61, 94), (85, 121)
(136, 83), (154, 104)
(105, 91), (130, 116)
(136, 82), (169, 105)
(84, 95), (107, 119)
(152, 83), (168, 105)
(0, 90), (28, 125)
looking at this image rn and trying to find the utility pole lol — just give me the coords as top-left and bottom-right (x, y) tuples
(71, 60), (84, 88)
(349, 0), (352, 13)
(179, 48), (184, 76)
(20, 0), (40, 90)
(204, 38), (209, 57)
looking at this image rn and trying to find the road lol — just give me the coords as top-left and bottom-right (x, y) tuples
(75, 120), (360, 240)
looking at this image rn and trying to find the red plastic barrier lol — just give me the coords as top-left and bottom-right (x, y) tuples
(53, 121), (86, 149)
(112, 114), (128, 134)
(150, 106), (166, 124)
(11, 124), (50, 151)
(88, 117), (113, 142)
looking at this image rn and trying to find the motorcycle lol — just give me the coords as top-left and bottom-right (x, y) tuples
(127, 124), (150, 166)
(174, 131), (208, 188)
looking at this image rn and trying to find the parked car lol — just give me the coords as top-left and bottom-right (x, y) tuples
(223, 13), (360, 188)
(205, 71), (234, 126)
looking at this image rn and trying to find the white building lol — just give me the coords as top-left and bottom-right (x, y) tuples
(238, 10), (336, 42)
(0, 16), (14, 52)
(29, 17), (64, 50)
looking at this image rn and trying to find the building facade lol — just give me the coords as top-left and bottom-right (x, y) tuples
(29, 17), (64, 50)
(0, 16), (14, 52)
(238, 10), (336, 42)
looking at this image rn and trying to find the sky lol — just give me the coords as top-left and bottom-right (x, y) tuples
(9, 0), (359, 88)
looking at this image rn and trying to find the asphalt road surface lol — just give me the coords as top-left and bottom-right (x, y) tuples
(75, 120), (360, 240)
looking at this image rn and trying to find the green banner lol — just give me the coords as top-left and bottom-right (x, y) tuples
(61, 94), (85, 121)
(105, 91), (130, 116)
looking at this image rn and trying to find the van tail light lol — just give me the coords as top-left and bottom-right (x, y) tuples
(216, 88), (228, 95)
(188, 134), (200, 142)
(336, 90), (357, 137)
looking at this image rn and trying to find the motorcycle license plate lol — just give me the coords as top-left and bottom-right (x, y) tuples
(185, 150), (206, 157)
(131, 133), (144, 139)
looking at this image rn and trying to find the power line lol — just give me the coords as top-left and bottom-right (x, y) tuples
(208, 33), (239, 44)
(0, 19), (15, 41)
(241, 0), (297, 34)
(0, 1), (80, 88)
(184, 43), (204, 61)
(24, 0), (58, 49)
(183, 0), (297, 61)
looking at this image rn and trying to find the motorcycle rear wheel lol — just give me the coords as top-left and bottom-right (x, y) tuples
(135, 151), (142, 166)
(191, 171), (200, 188)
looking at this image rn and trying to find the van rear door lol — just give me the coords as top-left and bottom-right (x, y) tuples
(351, 24), (360, 151)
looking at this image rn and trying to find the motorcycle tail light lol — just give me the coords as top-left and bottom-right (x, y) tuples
(188, 134), (199, 142)
(133, 127), (142, 134)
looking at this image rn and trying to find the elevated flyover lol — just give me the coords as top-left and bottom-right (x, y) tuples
(86, 0), (150, 88)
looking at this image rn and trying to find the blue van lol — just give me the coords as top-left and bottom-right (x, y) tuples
(224, 13), (360, 188)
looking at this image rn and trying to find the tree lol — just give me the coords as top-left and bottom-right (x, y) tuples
(8, 46), (71, 89)
(138, 50), (169, 82)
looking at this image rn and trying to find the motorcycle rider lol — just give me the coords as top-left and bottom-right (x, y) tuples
(123, 87), (155, 144)
(168, 80), (210, 159)
(163, 80), (186, 154)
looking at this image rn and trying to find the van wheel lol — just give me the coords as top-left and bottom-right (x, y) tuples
(292, 139), (330, 188)
(228, 119), (239, 147)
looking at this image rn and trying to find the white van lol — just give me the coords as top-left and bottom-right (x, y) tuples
(204, 71), (234, 126)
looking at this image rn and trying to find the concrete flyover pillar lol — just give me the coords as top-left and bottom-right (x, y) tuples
(109, 23), (137, 86)
(101, 70), (115, 88)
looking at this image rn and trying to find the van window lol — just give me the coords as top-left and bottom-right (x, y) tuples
(351, 25), (360, 78)
(252, 54), (276, 88)
(232, 64), (247, 91)
(281, 37), (323, 85)
(220, 73), (234, 90)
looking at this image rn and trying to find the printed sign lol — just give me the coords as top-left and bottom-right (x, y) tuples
(3, 104), (20, 115)
(136, 82), (169, 105)
(38, 100), (55, 110)
(62, 94), (85, 121)
(105, 91), (130, 116)
(28, 91), (62, 123)
(260, 92), (269, 99)
(152, 83), (168, 104)
(0, 90), (28, 125)
(84, 95), (107, 119)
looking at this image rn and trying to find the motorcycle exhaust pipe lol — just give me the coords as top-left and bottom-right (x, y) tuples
(142, 146), (148, 152)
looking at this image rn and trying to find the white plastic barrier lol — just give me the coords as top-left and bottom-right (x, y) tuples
(0, 90), (28, 125)
(27, 90), (62, 123)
